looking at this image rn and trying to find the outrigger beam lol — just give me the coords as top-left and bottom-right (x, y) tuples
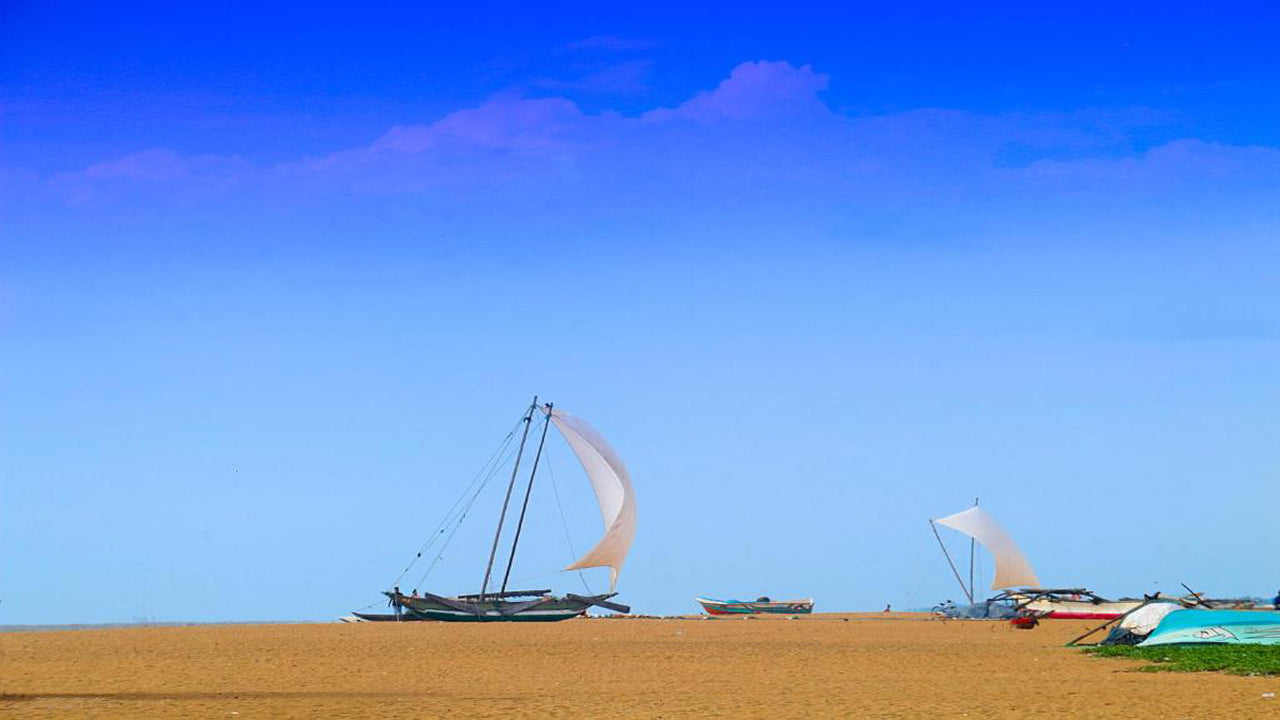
(498, 597), (557, 616)
(566, 593), (631, 614)
(421, 592), (486, 616)
(457, 589), (551, 600)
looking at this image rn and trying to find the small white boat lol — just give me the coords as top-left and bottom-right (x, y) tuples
(696, 597), (814, 615)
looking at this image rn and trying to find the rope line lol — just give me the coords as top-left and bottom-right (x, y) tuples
(904, 552), (944, 610)
(508, 569), (576, 586)
(411, 436), (525, 591)
(546, 457), (593, 594)
(391, 414), (525, 587)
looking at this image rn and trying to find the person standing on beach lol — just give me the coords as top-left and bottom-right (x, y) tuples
(1273, 590), (1280, 610)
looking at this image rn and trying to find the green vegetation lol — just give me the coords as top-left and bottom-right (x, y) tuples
(1084, 644), (1280, 676)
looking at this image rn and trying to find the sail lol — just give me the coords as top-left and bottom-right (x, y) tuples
(934, 506), (1039, 590)
(548, 408), (636, 590)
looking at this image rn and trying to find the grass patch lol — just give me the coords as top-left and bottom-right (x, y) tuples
(1083, 644), (1280, 676)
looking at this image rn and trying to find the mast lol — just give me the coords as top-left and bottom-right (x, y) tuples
(931, 519), (974, 605)
(479, 396), (537, 600)
(500, 402), (553, 594)
(968, 497), (978, 602)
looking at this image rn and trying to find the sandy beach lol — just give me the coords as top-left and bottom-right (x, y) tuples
(2, 613), (1275, 718)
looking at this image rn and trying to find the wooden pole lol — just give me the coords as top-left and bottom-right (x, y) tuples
(968, 497), (978, 602)
(480, 397), (536, 599)
(1181, 582), (1215, 608)
(931, 520), (974, 605)
(1066, 615), (1121, 647)
(500, 402), (553, 594)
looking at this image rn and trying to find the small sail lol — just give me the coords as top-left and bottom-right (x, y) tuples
(934, 506), (1039, 590)
(548, 408), (636, 590)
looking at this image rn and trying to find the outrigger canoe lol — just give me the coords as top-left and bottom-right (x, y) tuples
(697, 597), (814, 615)
(349, 611), (431, 622)
(1006, 589), (1146, 620)
(352, 399), (637, 624)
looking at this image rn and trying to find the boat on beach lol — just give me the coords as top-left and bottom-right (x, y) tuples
(928, 505), (1199, 621)
(697, 597), (814, 615)
(1002, 589), (1145, 620)
(348, 611), (431, 622)
(1139, 608), (1280, 646)
(392, 588), (626, 622)
(361, 398), (637, 623)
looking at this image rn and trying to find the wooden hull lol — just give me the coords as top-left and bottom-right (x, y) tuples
(389, 591), (627, 623)
(403, 598), (586, 622)
(1019, 598), (1143, 620)
(350, 612), (430, 622)
(1140, 609), (1280, 646)
(697, 597), (814, 615)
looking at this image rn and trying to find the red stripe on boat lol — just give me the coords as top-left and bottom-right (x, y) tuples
(1046, 611), (1125, 620)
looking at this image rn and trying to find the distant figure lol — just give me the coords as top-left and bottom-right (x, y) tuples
(1273, 589), (1280, 610)
(883, 604), (891, 613)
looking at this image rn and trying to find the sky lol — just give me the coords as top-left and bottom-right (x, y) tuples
(2, 2), (1278, 623)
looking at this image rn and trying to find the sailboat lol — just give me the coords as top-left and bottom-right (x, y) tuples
(929, 504), (1147, 619)
(380, 398), (636, 622)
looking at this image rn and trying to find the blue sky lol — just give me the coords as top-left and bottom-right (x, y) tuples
(2, 2), (1278, 622)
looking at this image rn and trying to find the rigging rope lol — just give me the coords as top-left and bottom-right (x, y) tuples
(545, 456), (593, 594)
(977, 553), (985, 598)
(411, 457), (508, 591)
(391, 415), (525, 587)
(508, 569), (577, 586)
(904, 552), (944, 610)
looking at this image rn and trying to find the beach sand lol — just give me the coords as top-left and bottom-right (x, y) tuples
(2, 613), (1275, 718)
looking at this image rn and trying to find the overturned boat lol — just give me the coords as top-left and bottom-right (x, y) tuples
(1139, 609), (1280, 646)
(696, 597), (814, 615)
(1094, 600), (1185, 644)
(364, 398), (636, 622)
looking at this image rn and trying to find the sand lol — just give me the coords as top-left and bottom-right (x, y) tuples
(2, 613), (1276, 718)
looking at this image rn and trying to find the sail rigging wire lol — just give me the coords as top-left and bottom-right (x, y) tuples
(391, 414), (525, 587)
(411, 468), (502, 590)
(544, 454), (593, 594)
(394, 437), (516, 585)
(976, 551), (985, 597)
(410, 433), (528, 590)
(903, 552), (944, 610)
(507, 569), (578, 585)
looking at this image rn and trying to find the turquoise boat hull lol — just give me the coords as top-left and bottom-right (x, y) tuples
(1139, 609), (1280, 646)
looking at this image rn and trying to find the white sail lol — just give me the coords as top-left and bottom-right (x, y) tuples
(548, 408), (637, 590)
(934, 505), (1039, 590)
